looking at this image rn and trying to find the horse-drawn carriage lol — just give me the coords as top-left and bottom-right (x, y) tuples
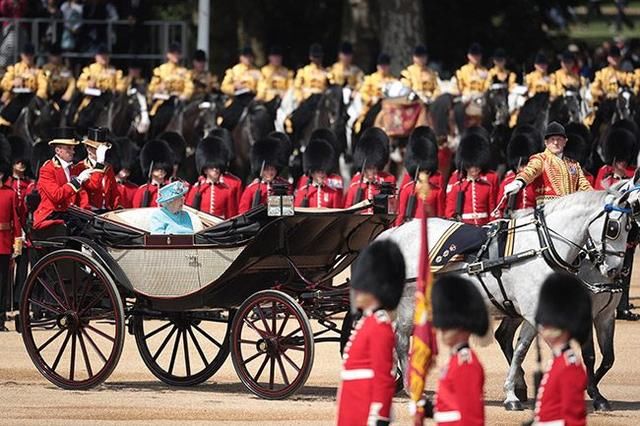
(17, 197), (395, 399)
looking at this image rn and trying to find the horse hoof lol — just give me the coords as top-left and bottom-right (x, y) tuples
(504, 401), (524, 411)
(593, 399), (612, 412)
(515, 388), (528, 403)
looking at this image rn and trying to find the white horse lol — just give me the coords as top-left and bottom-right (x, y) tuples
(377, 189), (635, 409)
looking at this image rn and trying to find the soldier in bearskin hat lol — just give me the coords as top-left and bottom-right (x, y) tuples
(293, 128), (344, 192)
(132, 139), (175, 208)
(344, 127), (395, 211)
(207, 128), (243, 204)
(595, 127), (638, 189)
(396, 126), (442, 225)
(429, 275), (488, 425)
(563, 127), (595, 186)
(111, 137), (139, 209)
(238, 136), (291, 214)
(445, 130), (495, 225)
(336, 240), (405, 426)
(294, 138), (342, 208)
(185, 137), (238, 219)
(6, 135), (32, 219)
(533, 272), (590, 425)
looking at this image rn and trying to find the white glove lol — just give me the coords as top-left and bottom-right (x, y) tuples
(76, 168), (95, 184)
(96, 144), (110, 164)
(504, 179), (524, 195)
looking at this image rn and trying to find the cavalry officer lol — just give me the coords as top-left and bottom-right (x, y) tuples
(505, 121), (592, 204)
(395, 126), (443, 225)
(219, 46), (261, 130)
(344, 127), (396, 212)
(445, 132), (495, 226)
(72, 46), (126, 132)
(495, 131), (539, 216)
(238, 136), (291, 214)
(41, 44), (75, 111)
(0, 43), (47, 132)
(148, 43), (194, 137)
(550, 51), (586, 100)
(294, 138), (343, 208)
(400, 45), (440, 103)
(112, 137), (139, 209)
(132, 139), (175, 208)
(591, 46), (633, 104)
(455, 43), (489, 99)
(73, 127), (120, 212)
(486, 48), (516, 91)
(328, 41), (364, 92)
(430, 275), (488, 426)
(123, 60), (147, 94)
(356, 53), (397, 134)
(256, 45), (293, 104)
(533, 273), (589, 426)
(191, 49), (219, 100)
(0, 138), (22, 332)
(33, 128), (96, 231)
(336, 240), (405, 426)
(524, 52), (552, 97)
(186, 137), (238, 219)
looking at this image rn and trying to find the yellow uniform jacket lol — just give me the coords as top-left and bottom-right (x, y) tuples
(256, 64), (293, 102)
(293, 62), (329, 102)
(76, 62), (126, 93)
(455, 63), (489, 96)
(400, 64), (440, 100)
(191, 69), (219, 98)
(41, 63), (75, 100)
(550, 69), (585, 98)
(524, 70), (552, 97)
(486, 66), (516, 91)
(220, 63), (261, 97)
(148, 62), (193, 100)
(359, 71), (398, 108)
(0, 60), (48, 99)
(328, 62), (364, 91)
(591, 65), (633, 102)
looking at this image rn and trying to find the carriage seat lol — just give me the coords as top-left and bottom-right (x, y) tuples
(100, 207), (224, 234)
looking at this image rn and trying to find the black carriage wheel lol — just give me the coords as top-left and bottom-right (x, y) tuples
(230, 290), (314, 400)
(132, 310), (232, 386)
(20, 249), (125, 390)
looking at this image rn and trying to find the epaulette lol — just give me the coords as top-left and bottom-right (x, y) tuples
(457, 347), (472, 364)
(563, 349), (578, 366)
(373, 309), (391, 324)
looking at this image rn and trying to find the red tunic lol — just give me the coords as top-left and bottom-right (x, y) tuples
(445, 177), (495, 226)
(186, 176), (239, 219)
(534, 346), (587, 426)
(344, 171), (396, 213)
(7, 175), (31, 224)
(33, 157), (89, 230)
(594, 165), (635, 190)
(395, 172), (445, 225)
(0, 184), (22, 255)
(494, 171), (536, 217)
(132, 182), (164, 208)
(72, 159), (120, 210)
(223, 172), (244, 206)
(336, 310), (396, 426)
(434, 344), (484, 426)
(448, 170), (499, 204)
(117, 181), (138, 209)
(296, 173), (344, 193)
(238, 177), (292, 214)
(294, 183), (343, 208)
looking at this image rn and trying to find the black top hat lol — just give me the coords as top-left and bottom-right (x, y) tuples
(87, 127), (109, 144)
(309, 43), (324, 58)
(377, 53), (391, 65)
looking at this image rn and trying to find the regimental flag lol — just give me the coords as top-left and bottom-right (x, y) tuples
(409, 171), (438, 425)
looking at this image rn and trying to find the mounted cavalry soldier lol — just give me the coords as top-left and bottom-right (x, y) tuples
(524, 52), (552, 97)
(504, 121), (592, 204)
(400, 45), (440, 103)
(487, 48), (516, 91)
(0, 43), (47, 132)
(123, 60), (148, 94)
(356, 53), (398, 134)
(256, 45), (293, 104)
(191, 49), (219, 100)
(219, 46), (261, 130)
(148, 43), (194, 137)
(591, 46), (633, 104)
(294, 137), (343, 209)
(455, 43), (489, 99)
(132, 139), (175, 208)
(328, 41), (364, 93)
(41, 44), (75, 111)
(550, 51), (586, 100)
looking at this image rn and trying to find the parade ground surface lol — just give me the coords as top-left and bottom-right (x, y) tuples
(1, 264), (640, 425)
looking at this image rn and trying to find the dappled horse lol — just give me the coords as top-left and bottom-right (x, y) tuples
(12, 96), (61, 144)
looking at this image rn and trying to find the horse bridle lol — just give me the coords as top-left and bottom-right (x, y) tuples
(584, 204), (631, 266)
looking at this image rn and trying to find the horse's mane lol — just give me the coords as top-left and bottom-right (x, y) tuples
(511, 190), (610, 219)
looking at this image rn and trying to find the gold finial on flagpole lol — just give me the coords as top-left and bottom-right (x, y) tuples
(416, 170), (431, 202)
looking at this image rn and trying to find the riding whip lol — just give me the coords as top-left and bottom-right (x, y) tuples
(141, 160), (154, 208)
(353, 160), (366, 204)
(252, 161), (265, 208)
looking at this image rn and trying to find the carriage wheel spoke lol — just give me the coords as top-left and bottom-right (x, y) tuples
(51, 330), (71, 372)
(51, 263), (71, 311)
(85, 324), (115, 342)
(37, 277), (68, 310)
(192, 323), (222, 348)
(252, 354), (269, 382)
(240, 339), (258, 345)
(281, 351), (302, 373)
(283, 326), (303, 340)
(81, 328), (107, 363)
(243, 350), (265, 365)
(144, 321), (173, 340)
(70, 265), (79, 311)
(269, 356), (275, 390)
(242, 317), (268, 338)
(152, 325), (177, 361)
(254, 304), (272, 335)
(276, 312), (290, 337)
(271, 302), (277, 337)
(167, 329), (182, 375)
(182, 329), (191, 377)
(76, 275), (94, 314)
(29, 298), (63, 315)
(69, 331), (77, 381)
(187, 326), (208, 367)
(36, 327), (66, 353)
(275, 353), (289, 386)
(77, 330), (93, 378)
(78, 288), (107, 317)
(80, 310), (115, 322)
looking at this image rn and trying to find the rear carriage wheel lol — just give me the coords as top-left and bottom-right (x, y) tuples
(20, 250), (125, 390)
(132, 310), (232, 386)
(231, 290), (314, 399)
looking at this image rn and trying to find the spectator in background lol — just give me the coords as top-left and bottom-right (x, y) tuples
(118, 0), (147, 54)
(60, 0), (83, 52)
(81, 0), (118, 53)
(614, 0), (634, 32)
(0, 0), (28, 68)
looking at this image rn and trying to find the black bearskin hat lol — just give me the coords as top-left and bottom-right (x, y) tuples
(604, 128), (638, 165)
(351, 240), (406, 310)
(405, 126), (438, 177)
(196, 137), (232, 174)
(0, 136), (11, 181)
(8, 135), (31, 165)
(304, 138), (335, 173)
(432, 275), (488, 336)
(158, 131), (186, 165)
(310, 128), (340, 171)
(140, 139), (175, 177)
(507, 132), (540, 171)
(267, 131), (293, 167)
(354, 127), (389, 170)
(512, 124), (544, 150)
(31, 142), (54, 178)
(565, 122), (591, 146)
(563, 133), (589, 165)
(456, 132), (491, 172)
(535, 272), (592, 345)
(251, 137), (287, 176)
(105, 137), (122, 172)
(112, 137), (138, 172)
(208, 128), (236, 158)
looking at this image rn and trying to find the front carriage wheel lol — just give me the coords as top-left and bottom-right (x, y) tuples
(132, 310), (232, 386)
(230, 290), (314, 399)
(20, 249), (125, 390)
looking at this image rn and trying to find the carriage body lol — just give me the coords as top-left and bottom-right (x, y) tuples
(18, 201), (394, 398)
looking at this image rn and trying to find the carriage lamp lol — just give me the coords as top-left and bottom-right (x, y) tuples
(268, 183), (294, 216)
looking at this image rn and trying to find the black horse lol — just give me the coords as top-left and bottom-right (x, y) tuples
(549, 87), (583, 125)
(516, 92), (550, 136)
(230, 100), (276, 180)
(13, 96), (62, 144)
(482, 80), (510, 130)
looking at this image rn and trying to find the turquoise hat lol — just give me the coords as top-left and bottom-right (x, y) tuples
(157, 181), (188, 205)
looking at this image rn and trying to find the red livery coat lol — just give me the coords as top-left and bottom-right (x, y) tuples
(534, 347), (587, 426)
(494, 171), (536, 217)
(395, 172), (445, 225)
(336, 309), (396, 426)
(343, 171), (396, 212)
(117, 181), (138, 209)
(238, 177), (292, 214)
(294, 183), (343, 208)
(186, 177), (239, 219)
(33, 157), (88, 230)
(594, 165), (635, 190)
(445, 177), (495, 226)
(0, 184), (22, 254)
(448, 170), (499, 204)
(223, 172), (244, 205)
(434, 345), (484, 426)
(72, 159), (120, 210)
